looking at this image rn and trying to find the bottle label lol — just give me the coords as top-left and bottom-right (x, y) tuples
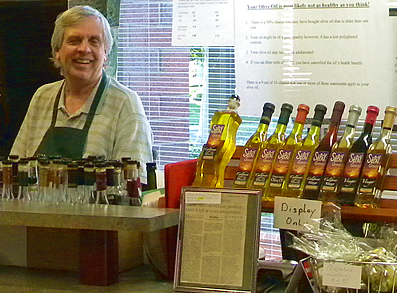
(202, 124), (225, 160)
(341, 152), (365, 192)
(234, 147), (258, 186)
(321, 151), (347, 191)
(358, 153), (383, 193)
(252, 148), (276, 186)
(305, 151), (329, 190)
(288, 150), (311, 189)
(269, 149), (293, 187)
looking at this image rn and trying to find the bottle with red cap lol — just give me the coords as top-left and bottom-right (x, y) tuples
(265, 104), (310, 199)
(337, 105), (380, 206)
(301, 101), (345, 200)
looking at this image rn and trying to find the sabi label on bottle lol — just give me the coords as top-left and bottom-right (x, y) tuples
(234, 147), (258, 185)
(288, 150), (311, 188)
(321, 151), (347, 191)
(358, 153), (383, 193)
(305, 151), (329, 190)
(341, 152), (365, 192)
(202, 124), (225, 160)
(252, 148), (276, 186)
(270, 149), (293, 187)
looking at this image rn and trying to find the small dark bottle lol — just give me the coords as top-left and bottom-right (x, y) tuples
(338, 106), (380, 205)
(144, 162), (158, 191)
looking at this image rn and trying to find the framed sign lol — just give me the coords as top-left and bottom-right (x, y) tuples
(173, 187), (262, 293)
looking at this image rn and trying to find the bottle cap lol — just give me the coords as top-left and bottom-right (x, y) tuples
(365, 105), (380, 125)
(227, 94), (241, 111)
(330, 101), (345, 124)
(278, 103), (293, 125)
(260, 102), (275, 125)
(312, 104), (327, 127)
(295, 104), (310, 124)
(346, 104), (362, 127)
(383, 106), (397, 129)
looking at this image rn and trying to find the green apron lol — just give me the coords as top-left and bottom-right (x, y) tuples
(35, 73), (108, 160)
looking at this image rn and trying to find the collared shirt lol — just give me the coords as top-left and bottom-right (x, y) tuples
(11, 76), (153, 181)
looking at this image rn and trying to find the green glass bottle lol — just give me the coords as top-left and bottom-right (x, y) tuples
(233, 102), (275, 188)
(266, 104), (310, 198)
(248, 103), (293, 200)
(282, 104), (327, 198)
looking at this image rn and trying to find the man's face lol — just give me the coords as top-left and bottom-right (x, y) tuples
(55, 16), (107, 86)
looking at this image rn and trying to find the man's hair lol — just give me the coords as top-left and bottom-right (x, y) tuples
(50, 5), (113, 69)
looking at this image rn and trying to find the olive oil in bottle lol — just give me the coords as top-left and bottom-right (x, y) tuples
(248, 103), (293, 200)
(282, 104), (327, 198)
(355, 106), (397, 208)
(266, 104), (310, 198)
(318, 105), (362, 204)
(233, 102), (275, 188)
(192, 95), (242, 188)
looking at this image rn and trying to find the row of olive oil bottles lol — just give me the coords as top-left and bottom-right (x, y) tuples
(191, 95), (397, 208)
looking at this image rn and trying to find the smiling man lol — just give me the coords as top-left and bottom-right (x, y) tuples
(11, 6), (153, 181)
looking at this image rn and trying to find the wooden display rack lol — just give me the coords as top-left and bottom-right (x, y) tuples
(228, 146), (397, 222)
(165, 146), (397, 222)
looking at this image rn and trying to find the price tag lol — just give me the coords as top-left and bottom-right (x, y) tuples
(274, 197), (321, 232)
(185, 191), (222, 204)
(322, 262), (362, 289)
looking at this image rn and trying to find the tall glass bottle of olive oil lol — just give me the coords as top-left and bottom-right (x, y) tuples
(282, 104), (327, 198)
(247, 103), (293, 199)
(318, 105), (362, 204)
(192, 95), (242, 188)
(233, 102), (275, 188)
(301, 101), (345, 200)
(266, 104), (310, 198)
(355, 106), (397, 208)
(337, 105), (379, 205)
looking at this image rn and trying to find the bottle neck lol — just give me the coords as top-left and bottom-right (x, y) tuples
(256, 122), (270, 135)
(380, 126), (393, 140)
(290, 121), (305, 137)
(342, 124), (355, 137)
(273, 122), (287, 137)
(361, 122), (374, 137)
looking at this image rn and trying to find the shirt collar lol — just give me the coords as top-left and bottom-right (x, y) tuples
(58, 80), (101, 116)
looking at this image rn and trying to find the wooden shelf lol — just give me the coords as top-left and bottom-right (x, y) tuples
(261, 199), (397, 223)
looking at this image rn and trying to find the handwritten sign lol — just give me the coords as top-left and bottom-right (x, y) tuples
(274, 197), (321, 232)
(185, 191), (222, 204)
(322, 262), (362, 289)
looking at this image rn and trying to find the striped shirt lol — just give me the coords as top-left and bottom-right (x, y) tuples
(11, 75), (153, 182)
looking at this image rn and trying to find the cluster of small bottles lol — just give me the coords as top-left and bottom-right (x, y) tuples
(192, 95), (397, 208)
(0, 154), (157, 206)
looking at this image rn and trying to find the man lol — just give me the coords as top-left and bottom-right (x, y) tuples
(11, 6), (153, 180)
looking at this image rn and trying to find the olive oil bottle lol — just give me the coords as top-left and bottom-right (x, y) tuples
(355, 106), (397, 207)
(192, 95), (242, 188)
(318, 105), (362, 204)
(248, 103), (293, 199)
(301, 101), (345, 200)
(266, 104), (310, 198)
(282, 104), (327, 198)
(233, 102), (275, 188)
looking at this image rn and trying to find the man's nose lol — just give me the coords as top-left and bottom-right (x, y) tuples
(77, 39), (91, 52)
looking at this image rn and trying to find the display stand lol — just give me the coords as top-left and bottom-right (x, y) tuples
(173, 187), (262, 293)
